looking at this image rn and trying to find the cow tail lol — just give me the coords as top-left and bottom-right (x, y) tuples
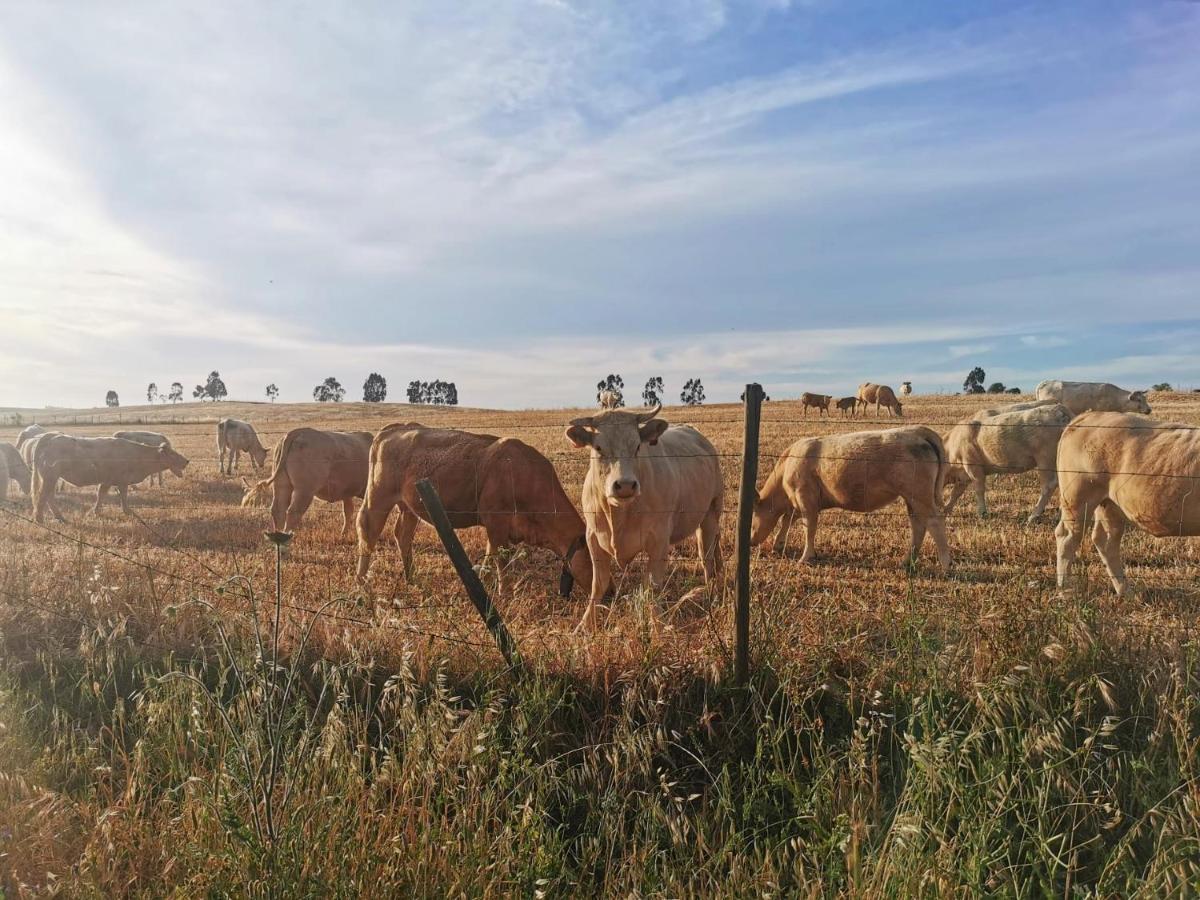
(258, 429), (296, 488)
(924, 429), (948, 514)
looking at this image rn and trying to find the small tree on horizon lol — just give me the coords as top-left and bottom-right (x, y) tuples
(265, 383), (279, 402)
(642, 376), (664, 406)
(596, 374), (625, 406)
(964, 367), (986, 394)
(987, 382), (1007, 394)
(1006, 386), (1022, 394)
(363, 372), (387, 403)
(105, 390), (119, 408)
(146, 382), (158, 404)
(194, 371), (228, 402)
(1152, 382), (1172, 391)
(680, 378), (705, 406)
(168, 382), (183, 404)
(313, 377), (346, 402)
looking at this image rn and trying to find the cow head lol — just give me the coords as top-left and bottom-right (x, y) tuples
(250, 441), (269, 468)
(159, 445), (190, 478)
(1127, 391), (1151, 415)
(240, 476), (272, 508)
(565, 404), (668, 506)
(893, 400), (904, 416)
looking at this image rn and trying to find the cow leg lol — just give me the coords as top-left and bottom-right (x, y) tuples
(928, 508), (952, 570)
(1028, 470), (1058, 524)
(355, 500), (395, 580)
(944, 479), (969, 515)
(219, 445), (227, 475)
(968, 465), (988, 518)
(92, 484), (110, 515)
(772, 509), (795, 555)
(270, 482), (292, 533)
(577, 534), (613, 633)
(283, 488), (316, 533)
(117, 484), (131, 514)
(798, 511), (820, 563)
(392, 510), (419, 581)
(340, 498), (356, 538)
(1091, 503), (1129, 596)
(484, 536), (511, 596)
(1055, 510), (1086, 591)
(697, 501), (723, 582)
(905, 501), (927, 570)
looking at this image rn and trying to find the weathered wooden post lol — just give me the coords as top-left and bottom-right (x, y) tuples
(734, 383), (764, 687)
(415, 478), (523, 673)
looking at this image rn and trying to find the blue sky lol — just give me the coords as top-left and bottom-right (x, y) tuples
(1, 0), (1197, 408)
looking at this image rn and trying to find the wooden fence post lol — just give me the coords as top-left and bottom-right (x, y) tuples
(415, 479), (524, 673)
(734, 383), (764, 687)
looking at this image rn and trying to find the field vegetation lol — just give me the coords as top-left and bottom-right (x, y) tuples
(1, 392), (1198, 895)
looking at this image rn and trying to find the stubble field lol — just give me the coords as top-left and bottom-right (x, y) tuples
(1, 392), (1198, 896)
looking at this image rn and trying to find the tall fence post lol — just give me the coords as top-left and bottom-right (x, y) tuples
(415, 478), (524, 674)
(734, 383), (764, 687)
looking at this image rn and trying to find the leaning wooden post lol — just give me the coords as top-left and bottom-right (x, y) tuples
(415, 478), (524, 674)
(734, 383), (764, 687)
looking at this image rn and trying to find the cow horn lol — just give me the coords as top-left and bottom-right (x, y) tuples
(568, 416), (597, 429)
(636, 403), (662, 423)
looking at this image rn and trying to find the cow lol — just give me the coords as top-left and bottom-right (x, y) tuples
(356, 424), (591, 599)
(751, 426), (951, 570)
(598, 389), (621, 410)
(0, 448), (8, 504)
(1055, 412), (1200, 596)
(1035, 380), (1151, 417)
(834, 396), (859, 417)
(900, 382), (912, 397)
(21, 431), (60, 470)
(113, 430), (173, 487)
(800, 392), (833, 417)
(943, 403), (1072, 523)
(1, 442), (31, 497)
(242, 427), (374, 536)
(217, 418), (268, 474)
(857, 383), (903, 417)
(32, 434), (189, 523)
(15, 424), (46, 450)
(565, 404), (723, 631)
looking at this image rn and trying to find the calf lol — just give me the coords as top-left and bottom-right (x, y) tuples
(834, 396), (859, 417)
(800, 392), (833, 417)
(857, 383), (903, 417)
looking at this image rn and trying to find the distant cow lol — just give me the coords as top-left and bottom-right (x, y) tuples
(900, 382), (912, 396)
(1056, 412), (1200, 596)
(751, 426), (950, 569)
(242, 427), (374, 536)
(113, 430), (173, 487)
(834, 396), (859, 417)
(598, 389), (621, 409)
(566, 404), (723, 631)
(1, 442), (30, 497)
(1035, 380), (1150, 417)
(217, 418), (268, 474)
(15, 424), (46, 450)
(357, 424), (591, 598)
(800, 392), (833, 417)
(943, 403), (1072, 523)
(32, 435), (189, 523)
(857, 383), (903, 417)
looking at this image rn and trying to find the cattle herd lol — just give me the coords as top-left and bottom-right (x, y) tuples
(1, 379), (1195, 631)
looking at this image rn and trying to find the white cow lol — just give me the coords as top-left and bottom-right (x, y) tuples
(15, 424), (47, 450)
(217, 418), (268, 474)
(1035, 381), (1150, 417)
(598, 389), (621, 410)
(113, 430), (173, 487)
(565, 404), (723, 631)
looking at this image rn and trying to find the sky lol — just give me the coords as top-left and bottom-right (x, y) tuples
(1, 0), (1198, 409)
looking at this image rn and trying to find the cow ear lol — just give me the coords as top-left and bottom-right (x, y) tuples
(639, 418), (669, 445)
(565, 425), (594, 449)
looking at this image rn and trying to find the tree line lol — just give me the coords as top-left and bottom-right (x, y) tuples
(596, 374), (707, 407)
(103, 372), (458, 407)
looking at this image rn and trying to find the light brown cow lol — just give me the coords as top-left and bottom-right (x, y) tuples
(800, 392), (833, 417)
(242, 427), (374, 536)
(356, 424), (591, 598)
(943, 403), (1072, 523)
(1056, 412), (1200, 596)
(217, 418), (268, 474)
(1, 442), (31, 497)
(835, 396), (859, 417)
(598, 389), (621, 409)
(751, 426), (951, 569)
(857, 383), (903, 417)
(1035, 380), (1151, 417)
(113, 430), (173, 487)
(565, 405), (723, 631)
(15, 424), (46, 451)
(32, 434), (189, 522)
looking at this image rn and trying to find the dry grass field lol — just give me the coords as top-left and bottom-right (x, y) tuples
(1, 392), (1198, 895)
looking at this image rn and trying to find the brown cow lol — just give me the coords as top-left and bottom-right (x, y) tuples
(1, 442), (31, 497)
(33, 434), (189, 522)
(241, 427), (374, 536)
(800, 392), (833, 417)
(1056, 412), (1200, 596)
(857, 383), (903, 417)
(356, 424), (591, 597)
(834, 396), (859, 417)
(751, 426), (950, 569)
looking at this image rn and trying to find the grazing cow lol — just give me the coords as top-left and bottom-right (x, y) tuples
(217, 418), (268, 474)
(800, 392), (833, 417)
(21, 431), (60, 470)
(565, 404), (723, 631)
(32, 435), (189, 523)
(900, 382), (912, 396)
(242, 427), (374, 536)
(751, 426), (951, 569)
(1, 442), (31, 496)
(357, 424), (591, 598)
(15, 424), (46, 451)
(943, 403), (1072, 523)
(1035, 380), (1151, 417)
(1056, 412), (1200, 596)
(834, 396), (859, 417)
(857, 383), (903, 417)
(598, 389), (621, 410)
(113, 430), (173, 487)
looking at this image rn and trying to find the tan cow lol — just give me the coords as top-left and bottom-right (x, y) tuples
(32, 434), (189, 522)
(857, 383), (903, 417)
(751, 426), (951, 569)
(242, 427), (374, 536)
(834, 396), (859, 417)
(943, 403), (1072, 523)
(1, 442), (30, 497)
(800, 392), (833, 417)
(21, 431), (60, 469)
(15, 424), (46, 451)
(113, 430), (173, 487)
(598, 389), (621, 410)
(565, 404), (723, 631)
(217, 418), (268, 474)
(1035, 380), (1150, 417)
(356, 424), (591, 598)
(1056, 412), (1200, 596)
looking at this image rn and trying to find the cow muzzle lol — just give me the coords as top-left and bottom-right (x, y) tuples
(607, 478), (640, 505)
